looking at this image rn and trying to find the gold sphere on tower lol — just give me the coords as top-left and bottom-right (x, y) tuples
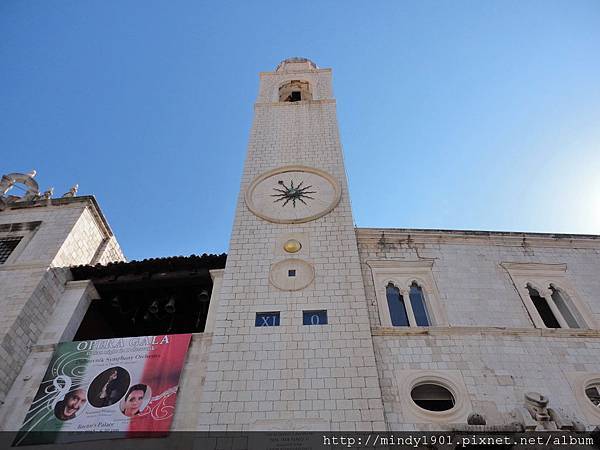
(283, 239), (302, 253)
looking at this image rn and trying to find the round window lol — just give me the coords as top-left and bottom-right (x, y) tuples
(411, 383), (455, 412)
(585, 383), (600, 407)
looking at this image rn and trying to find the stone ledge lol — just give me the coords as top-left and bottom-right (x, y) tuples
(0, 262), (50, 272)
(254, 99), (336, 108)
(372, 326), (600, 338)
(356, 227), (600, 249)
(259, 67), (332, 76)
(2, 195), (116, 239)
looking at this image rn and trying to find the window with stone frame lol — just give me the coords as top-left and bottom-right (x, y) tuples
(278, 80), (312, 102)
(0, 221), (41, 265)
(501, 262), (595, 329)
(0, 236), (22, 264)
(585, 384), (600, 407)
(567, 373), (600, 423)
(396, 370), (472, 423)
(368, 260), (447, 327)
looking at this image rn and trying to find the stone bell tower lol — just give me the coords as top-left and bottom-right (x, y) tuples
(197, 58), (385, 431)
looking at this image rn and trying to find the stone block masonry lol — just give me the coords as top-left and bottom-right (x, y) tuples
(0, 198), (124, 403)
(195, 59), (386, 431)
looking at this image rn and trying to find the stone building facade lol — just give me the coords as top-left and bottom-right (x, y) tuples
(1, 58), (600, 433)
(0, 188), (124, 409)
(358, 228), (600, 430)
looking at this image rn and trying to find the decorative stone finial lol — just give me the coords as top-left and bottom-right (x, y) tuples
(42, 187), (54, 200)
(26, 170), (37, 178)
(506, 391), (583, 431)
(524, 391), (550, 421)
(467, 412), (487, 425)
(62, 184), (79, 198)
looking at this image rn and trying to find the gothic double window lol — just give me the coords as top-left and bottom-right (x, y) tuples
(385, 281), (431, 327)
(501, 262), (595, 330)
(368, 260), (447, 328)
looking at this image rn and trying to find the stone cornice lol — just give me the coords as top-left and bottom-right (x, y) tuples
(64, 279), (100, 299)
(209, 268), (225, 281)
(372, 326), (600, 338)
(2, 196), (115, 238)
(259, 68), (332, 76)
(255, 99), (336, 109)
(0, 262), (51, 272)
(366, 259), (434, 270)
(499, 262), (567, 272)
(356, 227), (600, 249)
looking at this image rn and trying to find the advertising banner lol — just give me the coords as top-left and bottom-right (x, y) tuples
(14, 333), (192, 445)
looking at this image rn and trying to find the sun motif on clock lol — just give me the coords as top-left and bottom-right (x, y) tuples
(271, 179), (316, 208)
(245, 165), (341, 224)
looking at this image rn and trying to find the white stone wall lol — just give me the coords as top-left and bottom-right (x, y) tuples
(0, 199), (124, 403)
(172, 334), (213, 430)
(0, 267), (70, 404)
(357, 228), (600, 429)
(356, 229), (600, 328)
(196, 62), (386, 431)
(2, 203), (87, 264)
(0, 278), (99, 430)
(52, 206), (107, 267)
(94, 236), (125, 265)
(374, 330), (600, 430)
(0, 344), (54, 430)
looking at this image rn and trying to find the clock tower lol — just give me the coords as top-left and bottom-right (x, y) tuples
(197, 58), (385, 431)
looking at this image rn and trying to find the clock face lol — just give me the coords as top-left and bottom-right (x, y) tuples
(245, 165), (341, 224)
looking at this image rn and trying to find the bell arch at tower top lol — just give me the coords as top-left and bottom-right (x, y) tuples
(257, 58), (333, 103)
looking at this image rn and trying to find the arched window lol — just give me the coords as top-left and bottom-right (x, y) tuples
(526, 284), (560, 328)
(386, 283), (409, 326)
(368, 260), (447, 328)
(279, 80), (312, 102)
(409, 282), (430, 326)
(550, 286), (580, 328)
(385, 281), (433, 327)
(524, 283), (583, 329)
(501, 262), (594, 330)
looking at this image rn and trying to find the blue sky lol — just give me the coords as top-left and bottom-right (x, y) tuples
(2, 1), (599, 260)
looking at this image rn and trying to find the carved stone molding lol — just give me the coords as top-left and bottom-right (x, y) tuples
(567, 372), (600, 425)
(245, 165), (341, 224)
(395, 370), (472, 424)
(269, 258), (315, 291)
(366, 259), (447, 327)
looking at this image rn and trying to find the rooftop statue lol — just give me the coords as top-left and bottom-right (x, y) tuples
(62, 184), (79, 198)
